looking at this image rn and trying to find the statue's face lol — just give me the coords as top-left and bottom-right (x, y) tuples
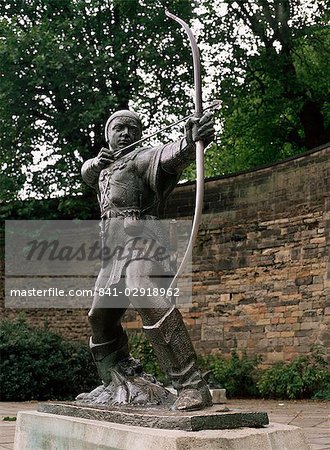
(108, 117), (142, 152)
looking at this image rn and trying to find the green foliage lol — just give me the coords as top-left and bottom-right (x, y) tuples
(128, 331), (167, 384)
(0, 317), (98, 401)
(0, 194), (99, 223)
(198, 347), (329, 400)
(199, 351), (262, 398)
(312, 386), (330, 401)
(1, 1), (329, 204)
(200, 0), (330, 177)
(0, 0), (194, 201)
(258, 347), (330, 400)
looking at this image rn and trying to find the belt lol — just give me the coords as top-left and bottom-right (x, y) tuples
(101, 209), (139, 219)
(101, 208), (157, 221)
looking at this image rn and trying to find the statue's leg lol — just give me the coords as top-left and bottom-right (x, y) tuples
(88, 306), (130, 385)
(143, 307), (212, 411)
(76, 291), (134, 402)
(126, 259), (212, 411)
(78, 282), (168, 406)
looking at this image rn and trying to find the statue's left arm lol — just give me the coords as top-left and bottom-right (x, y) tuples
(160, 138), (195, 175)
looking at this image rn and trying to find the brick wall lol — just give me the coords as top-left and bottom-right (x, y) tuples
(1, 144), (329, 365)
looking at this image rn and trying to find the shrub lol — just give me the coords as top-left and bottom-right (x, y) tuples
(0, 317), (98, 401)
(312, 386), (330, 401)
(199, 351), (262, 398)
(258, 347), (330, 399)
(128, 331), (167, 384)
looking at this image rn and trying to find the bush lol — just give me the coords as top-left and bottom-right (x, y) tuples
(128, 331), (167, 384)
(199, 351), (262, 398)
(0, 317), (98, 401)
(312, 386), (330, 401)
(258, 347), (330, 399)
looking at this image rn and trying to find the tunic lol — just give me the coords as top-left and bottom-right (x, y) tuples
(81, 139), (193, 290)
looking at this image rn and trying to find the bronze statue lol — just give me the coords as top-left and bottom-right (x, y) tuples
(77, 10), (215, 412)
(77, 108), (214, 411)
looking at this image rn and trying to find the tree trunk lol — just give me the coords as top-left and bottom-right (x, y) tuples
(299, 100), (329, 150)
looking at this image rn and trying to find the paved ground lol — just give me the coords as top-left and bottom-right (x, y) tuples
(231, 399), (330, 450)
(0, 402), (38, 450)
(0, 399), (329, 449)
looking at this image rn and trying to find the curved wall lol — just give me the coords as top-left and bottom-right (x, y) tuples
(166, 144), (330, 365)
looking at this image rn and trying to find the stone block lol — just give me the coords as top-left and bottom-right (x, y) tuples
(14, 411), (311, 450)
(300, 322), (320, 330)
(256, 318), (271, 326)
(220, 293), (231, 302)
(267, 351), (284, 363)
(201, 324), (224, 341)
(211, 389), (227, 404)
(38, 402), (270, 432)
(295, 276), (313, 286)
(280, 331), (295, 338)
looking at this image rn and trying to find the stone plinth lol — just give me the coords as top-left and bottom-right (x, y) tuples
(38, 402), (268, 431)
(14, 410), (311, 450)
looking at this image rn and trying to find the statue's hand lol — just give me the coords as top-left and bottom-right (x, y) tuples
(92, 147), (114, 171)
(185, 111), (215, 147)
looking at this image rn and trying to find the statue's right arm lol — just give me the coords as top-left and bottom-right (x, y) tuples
(81, 147), (114, 189)
(81, 158), (100, 189)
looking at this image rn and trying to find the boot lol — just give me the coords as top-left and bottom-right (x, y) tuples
(77, 332), (162, 405)
(90, 333), (130, 385)
(76, 332), (131, 402)
(143, 306), (212, 411)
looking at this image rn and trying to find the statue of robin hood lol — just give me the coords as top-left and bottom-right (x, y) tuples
(77, 11), (215, 411)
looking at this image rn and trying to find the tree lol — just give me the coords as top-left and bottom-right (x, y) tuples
(199, 0), (330, 176)
(0, 0), (195, 202)
(2, 1), (328, 203)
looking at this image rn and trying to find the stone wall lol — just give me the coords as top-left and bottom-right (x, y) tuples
(165, 144), (330, 365)
(1, 144), (329, 365)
